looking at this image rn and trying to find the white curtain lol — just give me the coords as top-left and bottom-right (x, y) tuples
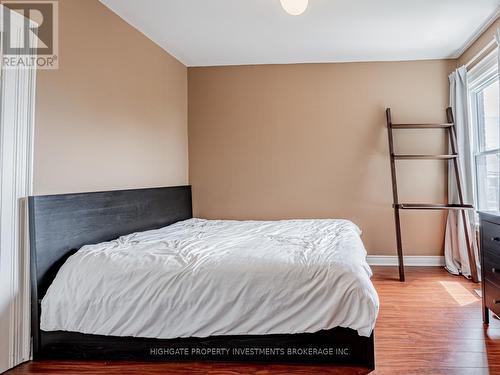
(497, 29), (500, 68)
(497, 30), (500, 133)
(444, 66), (480, 279)
(0, 5), (36, 373)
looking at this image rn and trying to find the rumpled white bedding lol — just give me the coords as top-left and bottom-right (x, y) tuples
(41, 218), (379, 338)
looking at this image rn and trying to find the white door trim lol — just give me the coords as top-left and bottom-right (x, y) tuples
(0, 5), (36, 372)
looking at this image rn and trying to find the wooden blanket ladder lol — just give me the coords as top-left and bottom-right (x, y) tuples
(386, 107), (477, 282)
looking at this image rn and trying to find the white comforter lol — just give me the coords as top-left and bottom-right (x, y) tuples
(41, 218), (379, 338)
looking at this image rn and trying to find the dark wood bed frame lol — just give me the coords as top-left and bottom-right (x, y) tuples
(29, 186), (375, 367)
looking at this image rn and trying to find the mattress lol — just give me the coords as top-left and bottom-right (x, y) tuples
(41, 218), (379, 338)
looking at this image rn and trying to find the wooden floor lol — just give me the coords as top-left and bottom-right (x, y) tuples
(8, 267), (500, 374)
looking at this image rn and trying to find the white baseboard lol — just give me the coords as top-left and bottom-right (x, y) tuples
(367, 255), (445, 267)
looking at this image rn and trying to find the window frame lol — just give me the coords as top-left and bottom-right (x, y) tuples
(468, 49), (499, 212)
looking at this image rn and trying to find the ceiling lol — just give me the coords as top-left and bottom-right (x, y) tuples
(100, 0), (500, 67)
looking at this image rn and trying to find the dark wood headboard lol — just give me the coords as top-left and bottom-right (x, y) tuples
(28, 185), (192, 352)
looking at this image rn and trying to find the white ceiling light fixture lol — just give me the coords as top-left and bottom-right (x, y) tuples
(280, 0), (309, 16)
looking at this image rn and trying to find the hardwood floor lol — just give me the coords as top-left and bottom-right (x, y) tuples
(8, 267), (500, 374)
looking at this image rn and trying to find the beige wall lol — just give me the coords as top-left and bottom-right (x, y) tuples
(33, 0), (493, 256)
(189, 60), (455, 255)
(458, 17), (500, 67)
(34, 0), (188, 194)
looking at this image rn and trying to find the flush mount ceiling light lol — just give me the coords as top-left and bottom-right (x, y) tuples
(280, 0), (309, 16)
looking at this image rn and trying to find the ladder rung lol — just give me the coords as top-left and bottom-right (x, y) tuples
(396, 203), (474, 210)
(391, 123), (453, 129)
(392, 154), (458, 160)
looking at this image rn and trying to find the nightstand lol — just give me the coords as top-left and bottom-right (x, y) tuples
(479, 211), (500, 324)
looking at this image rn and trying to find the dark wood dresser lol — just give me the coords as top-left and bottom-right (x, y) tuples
(479, 211), (500, 324)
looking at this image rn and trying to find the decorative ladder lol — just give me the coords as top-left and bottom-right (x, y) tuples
(386, 107), (477, 282)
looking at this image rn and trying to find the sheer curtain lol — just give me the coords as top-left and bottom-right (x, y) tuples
(0, 6), (36, 373)
(497, 29), (500, 70)
(444, 66), (480, 278)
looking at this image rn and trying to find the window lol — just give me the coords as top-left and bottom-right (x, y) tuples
(469, 51), (499, 212)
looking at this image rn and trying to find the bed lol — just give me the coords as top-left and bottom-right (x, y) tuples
(29, 186), (378, 368)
